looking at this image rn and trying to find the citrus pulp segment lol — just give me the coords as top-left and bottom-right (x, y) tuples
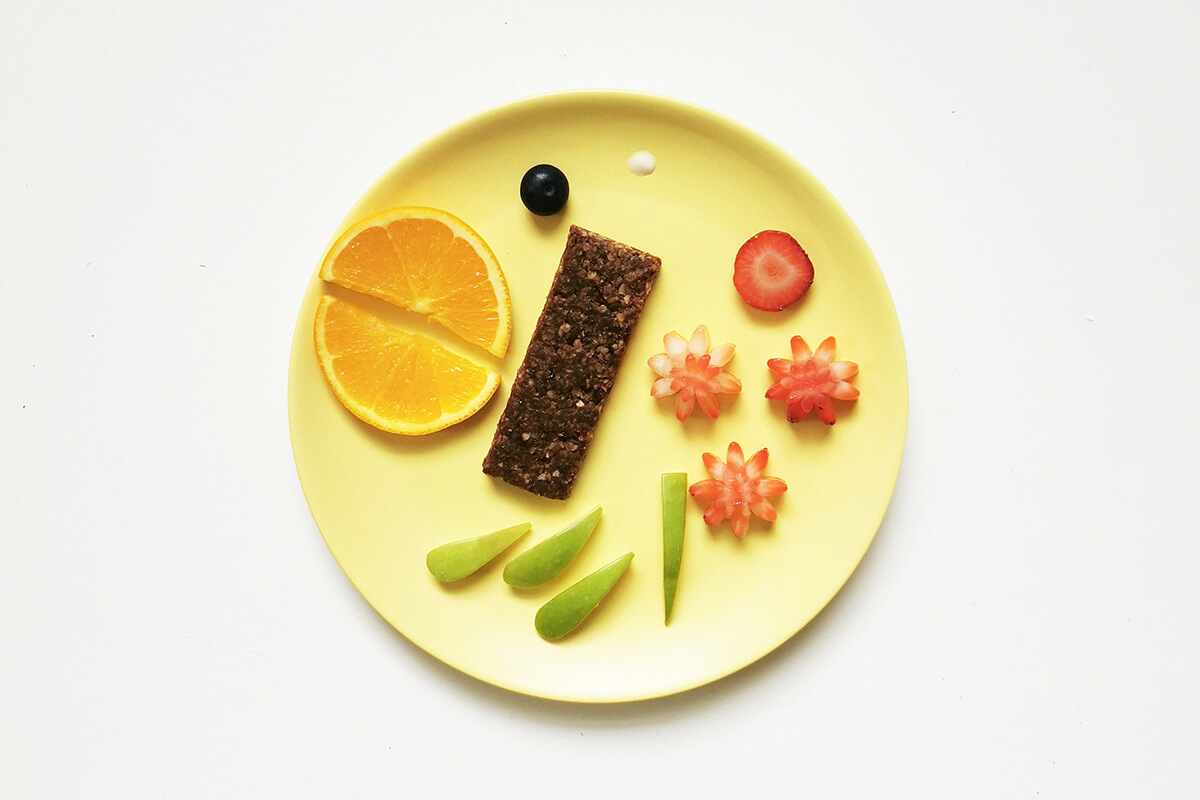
(318, 207), (512, 358)
(312, 294), (500, 435)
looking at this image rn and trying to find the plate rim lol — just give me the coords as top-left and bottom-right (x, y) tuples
(288, 88), (909, 703)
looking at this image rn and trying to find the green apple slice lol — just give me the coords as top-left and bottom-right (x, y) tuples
(426, 522), (531, 583)
(661, 473), (686, 624)
(503, 505), (602, 588)
(534, 551), (634, 640)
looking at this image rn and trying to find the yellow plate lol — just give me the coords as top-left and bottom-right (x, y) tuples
(288, 91), (907, 703)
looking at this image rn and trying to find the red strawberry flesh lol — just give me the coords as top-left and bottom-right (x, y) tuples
(689, 442), (788, 538)
(765, 335), (860, 424)
(733, 230), (814, 312)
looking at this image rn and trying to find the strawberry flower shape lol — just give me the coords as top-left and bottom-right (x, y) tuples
(766, 335), (859, 424)
(689, 442), (788, 538)
(648, 325), (742, 421)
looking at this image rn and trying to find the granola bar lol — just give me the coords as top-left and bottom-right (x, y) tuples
(482, 226), (661, 499)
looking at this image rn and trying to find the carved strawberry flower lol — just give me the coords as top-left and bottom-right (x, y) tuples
(766, 335), (859, 424)
(648, 325), (742, 421)
(689, 441), (788, 538)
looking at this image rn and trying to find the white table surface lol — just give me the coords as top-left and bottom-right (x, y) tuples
(4, 1), (1198, 796)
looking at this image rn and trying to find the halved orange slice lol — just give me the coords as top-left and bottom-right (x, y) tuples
(313, 295), (500, 435)
(318, 207), (512, 358)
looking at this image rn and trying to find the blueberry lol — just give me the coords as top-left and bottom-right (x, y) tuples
(520, 164), (569, 216)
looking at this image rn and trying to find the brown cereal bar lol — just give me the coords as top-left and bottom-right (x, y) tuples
(482, 226), (661, 499)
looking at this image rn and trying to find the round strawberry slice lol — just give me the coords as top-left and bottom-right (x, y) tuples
(732, 230), (814, 311)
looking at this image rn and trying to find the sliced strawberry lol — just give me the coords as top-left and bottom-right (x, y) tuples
(648, 325), (741, 421)
(689, 442), (788, 538)
(765, 335), (860, 424)
(732, 230), (814, 312)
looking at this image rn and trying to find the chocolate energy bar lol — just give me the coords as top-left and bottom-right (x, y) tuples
(482, 226), (661, 499)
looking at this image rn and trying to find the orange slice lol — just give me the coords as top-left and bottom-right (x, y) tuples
(318, 207), (512, 358)
(313, 295), (500, 435)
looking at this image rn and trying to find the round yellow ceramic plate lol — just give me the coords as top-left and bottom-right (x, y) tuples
(288, 91), (907, 703)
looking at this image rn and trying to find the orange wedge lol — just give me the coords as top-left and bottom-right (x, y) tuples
(318, 207), (511, 358)
(313, 295), (500, 435)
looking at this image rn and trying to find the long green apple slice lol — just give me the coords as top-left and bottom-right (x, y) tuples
(661, 473), (686, 624)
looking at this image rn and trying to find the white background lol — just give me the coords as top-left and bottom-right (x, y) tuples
(3, 0), (1198, 797)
